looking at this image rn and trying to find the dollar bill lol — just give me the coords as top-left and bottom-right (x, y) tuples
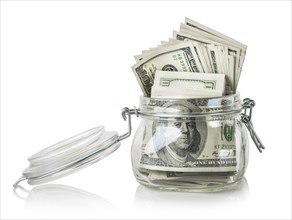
(146, 170), (236, 185)
(151, 87), (224, 99)
(132, 42), (203, 97)
(153, 71), (225, 91)
(181, 19), (247, 88)
(151, 70), (225, 98)
(185, 17), (247, 53)
(132, 17), (246, 96)
(173, 31), (237, 91)
(138, 100), (239, 173)
(134, 40), (183, 62)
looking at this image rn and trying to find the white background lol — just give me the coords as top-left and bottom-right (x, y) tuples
(1, 1), (291, 219)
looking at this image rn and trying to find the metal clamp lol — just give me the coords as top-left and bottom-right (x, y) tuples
(118, 107), (139, 141)
(241, 98), (265, 153)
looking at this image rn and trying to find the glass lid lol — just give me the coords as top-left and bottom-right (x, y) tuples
(13, 107), (135, 186)
(14, 126), (120, 186)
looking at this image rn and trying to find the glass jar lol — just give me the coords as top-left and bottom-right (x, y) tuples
(131, 93), (250, 192)
(14, 93), (264, 192)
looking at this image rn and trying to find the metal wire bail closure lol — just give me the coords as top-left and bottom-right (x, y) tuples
(241, 98), (265, 153)
(118, 107), (139, 141)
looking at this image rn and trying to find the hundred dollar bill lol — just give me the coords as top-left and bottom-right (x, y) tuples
(151, 87), (223, 99)
(207, 44), (220, 74)
(173, 31), (238, 91)
(181, 22), (246, 58)
(134, 40), (183, 62)
(146, 170), (235, 185)
(185, 17), (247, 53)
(153, 70), (225, 90)
(151, 70), (225, 98)
(132, 42), (203, 97)
(138, 100), (239, 172)
(132, 18), (247, 95)
(146, 39), (209, 74)
(181, 19), (247, 88)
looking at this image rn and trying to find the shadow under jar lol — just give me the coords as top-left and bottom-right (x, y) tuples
(131, 93), (249, 192)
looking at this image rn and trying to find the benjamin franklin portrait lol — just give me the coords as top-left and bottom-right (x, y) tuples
(152, 101), (207, 166)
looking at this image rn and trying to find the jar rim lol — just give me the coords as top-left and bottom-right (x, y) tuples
(138, 92), (242, 118)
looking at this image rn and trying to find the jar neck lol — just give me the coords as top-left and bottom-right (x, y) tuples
(138, 93), (242, 119)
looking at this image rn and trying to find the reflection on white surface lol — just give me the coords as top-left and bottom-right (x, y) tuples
(12, 178), (249, 219)
(13, 184), (116, 218)
(134, 178), (249, 219)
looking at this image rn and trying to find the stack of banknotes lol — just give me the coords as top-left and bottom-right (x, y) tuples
(132, 17), (247, 98)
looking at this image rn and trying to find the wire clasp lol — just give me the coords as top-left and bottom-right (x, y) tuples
(241, 98), (265, 153)
(118, 107), (139, 141)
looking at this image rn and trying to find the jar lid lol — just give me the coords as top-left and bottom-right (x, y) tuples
(14, 126), (120, 186)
